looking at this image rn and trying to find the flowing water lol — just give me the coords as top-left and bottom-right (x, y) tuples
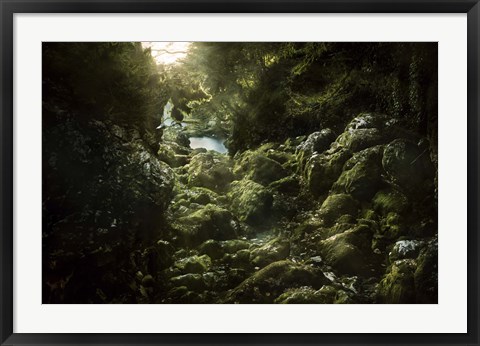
(189, 136), (228, 153)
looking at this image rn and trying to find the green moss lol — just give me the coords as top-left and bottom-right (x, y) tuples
(268, 175), (301, 195)
(198, 239), (224, 260)
(414, 240), (438, 303)
(174, 255), (212, 274)
(172, 204), (238, 247)
(304, 147), (352, 197)
(223, 260), (329, 303)
(317, 225), (374, 276)
(372, 188), (409, 215)
(377, 259), (416, 303)
(233, 150), (288, 185)
(274, 286), (335, 304)
(318, 193), (359, 226)
(170, 273), (207, 292)
(187, 152), (234, 193)
(250, 237), (291, 268)
(228, 179), (273, 225)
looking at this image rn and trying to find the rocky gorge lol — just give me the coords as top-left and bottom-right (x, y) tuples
(43, 42), (438, 304)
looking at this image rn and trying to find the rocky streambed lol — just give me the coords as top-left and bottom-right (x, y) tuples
(43, 111), (437, 304)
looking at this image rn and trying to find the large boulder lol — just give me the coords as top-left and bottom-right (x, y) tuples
(304, 146), (352, 197)
(372, 188), (410, 215)
(223, 260), (329, 303)
(296, 128), (336, 160)
(317, 225), (375, 277)
(187, 152), (234, 193)
(250, 237), (291, 268)
(317, 194), (359, 226)
(382, 138), (434, 192)
(234, 150), (288, 185)
(332, 146), (384, 201)
(228, 179), (273, 225)
(171, 204), (239, 247)
(377, 259), (416, 303)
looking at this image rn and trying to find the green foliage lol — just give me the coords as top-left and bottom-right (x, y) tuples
(43, 42), (167, 129)
(164, 42), (437, 153)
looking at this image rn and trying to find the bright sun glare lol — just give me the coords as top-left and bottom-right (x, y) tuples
(142, 42), (191, 65)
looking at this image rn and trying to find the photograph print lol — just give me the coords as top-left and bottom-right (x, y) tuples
(42, 42), (438, 304)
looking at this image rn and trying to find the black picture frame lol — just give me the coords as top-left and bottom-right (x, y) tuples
(1, 1), (479, 345)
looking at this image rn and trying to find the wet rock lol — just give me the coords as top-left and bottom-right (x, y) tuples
(317, 194), (359, 226)
(317, 225), (375, 277)
(274, 286), (333, 304)
(222, 239), (251, 253)
(372, 188), (410, 215)
(198, 240), (225, 260)
(250, 237), (291, 267)
(377, 259), (417, 303)
(224, 260), (329, 303)
(170, 273), (207, 292)
(174, 255), (212, 274)
(389, 240), (424, 263)
(268, 175), (301, 195)
(332, 146), (384, 200)
(296, 129), (336, 157)
(187, 152), (234, 193)
(382, 138), (434, 191)
(172, 204), (239, 247)
(234, 150), (288, 185)
(228, 180), (273, 225)
(414, 239), (438, 303)
(305, 147), (352, 197)
(337, 128), (383, 153)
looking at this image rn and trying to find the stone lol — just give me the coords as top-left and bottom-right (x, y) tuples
(317, 194), (359, 226)
(234, 150), (288, 185)
(372, 188), (410, 215)
(228, 179), (273, 225)
(187, 152), (234, 193)
(174, 255), (212, 274)
(377, 259), (417, 303)
(250, 237), (291, 267)
(172, 204), (239, 247)
(224, 260), (329, 303)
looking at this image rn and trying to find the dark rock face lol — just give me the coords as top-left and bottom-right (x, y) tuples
(43, 116), (175, 303)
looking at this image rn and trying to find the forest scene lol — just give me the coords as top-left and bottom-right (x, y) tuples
(42, 42), (438, 304)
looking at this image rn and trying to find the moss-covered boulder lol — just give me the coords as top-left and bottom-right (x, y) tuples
(377, 259), (416, 303)
(372, 188), (410, 215)
(250, 237), (291, 267)
(198, 239), (225, 260)
(382, 139), (434, 191)
(318, 194), (359, 226)
(172, 204), (239, 247)
(336, 128), (383, 153)
(268, 175), (301, 195)
(296, 129), (336, 158)
(379, 212), (407, 242)
(414, 239), (438, 303)
(223, 260), (329, 303)
(234, 150), (288, 185)
(317, 225), (375, 277)
(169, 273), (207, 292)
(228, 179), (273, 225)
(304, 147), (352, 197)
(187, 152), (234, 193)
(174, 255), (212, 274)
(275, 286), (328, 304)
(332, 146), (384, 201)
